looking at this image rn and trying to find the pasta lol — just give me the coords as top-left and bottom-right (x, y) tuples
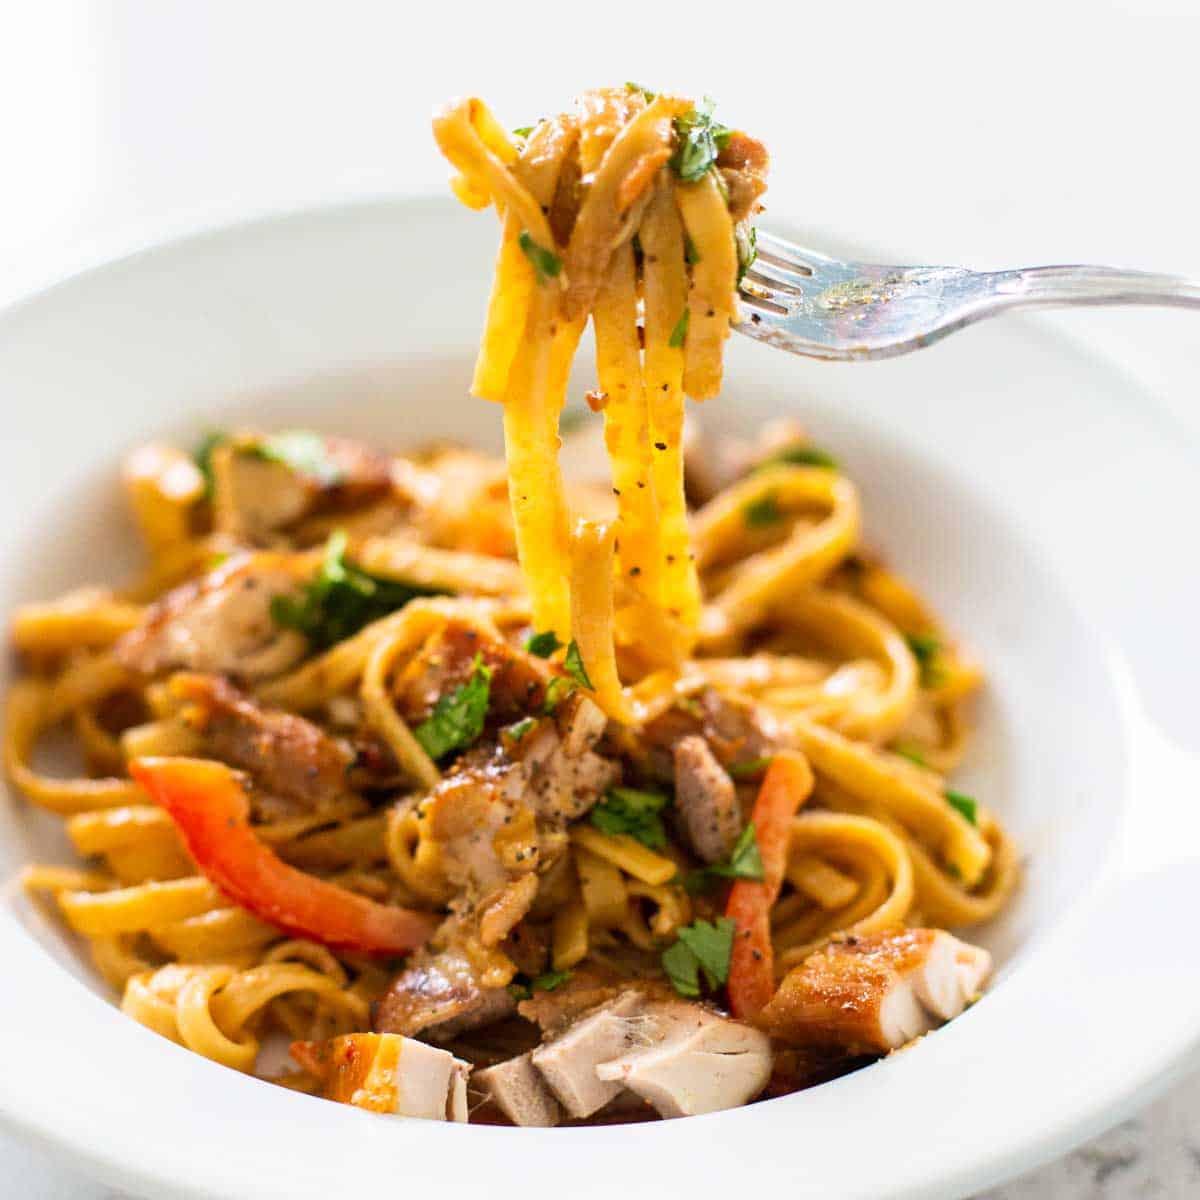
(3, 85), (1017, 1128)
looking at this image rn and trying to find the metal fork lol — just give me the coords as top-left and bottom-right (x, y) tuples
(736, 231), (1200, 361)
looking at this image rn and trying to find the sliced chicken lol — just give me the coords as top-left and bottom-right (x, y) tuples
(672, 735), (741, 863)
(516, 962), (628, 1035)
(595, 1001), (772, 1118)
(116, 553), (308, 682)
(530, 993), (645, 1119)
(757, 928), (992, 1055)
(212, 433), (393, 544)
(473, 1052), (562, 1127)
(169, 673), (353, 811)
(375, 947), (517, 1042)
(291, 1032), (470, 1122)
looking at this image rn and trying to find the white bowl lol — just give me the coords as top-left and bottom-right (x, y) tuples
(1, 198), (1198, 1200)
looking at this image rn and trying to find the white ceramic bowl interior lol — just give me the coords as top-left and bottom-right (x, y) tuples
(0, 199), (1198, 1200)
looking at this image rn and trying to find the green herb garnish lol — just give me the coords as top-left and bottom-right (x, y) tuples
(761, 444), (839, 471)
(590, 787), (669, 850)
(727, 756), (773, 780)
(669, 97), (732, 184)
(684, 823), (765, 894)
(507, 968), (573, 1002)
(743, 490), (783, 527)
(906, 632), (945, 687)
(563, 639), (593, 689)
(525, 630), (563, 658)
(684, 234), (701, 267)
(270, 531), (437, 648)
(248, 430), (344, 485)
(502, 716), (537, 746)
(662, 917), (736, 997)
(668, 307), (690, 348)
(413, 652), (493, 761)
(625, 82), (656, 101)
(519, 231), (562, 285)
(192, 430), (229, 499)
(735, 223), (757, 287)
(540, 675), (573, 715)
(893, 743), (928, 767)
(945, 789), (978, 826)
(513, 125), (534, 138)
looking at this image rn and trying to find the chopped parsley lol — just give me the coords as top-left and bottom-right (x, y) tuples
(945, 789), (978, 826)
(684, 234), (701, 267)
(669, 97), (732, 184)
(893, 743), (928, 767)
(684, 823), (765, 894)
(413, 653), (493, 762)
(727, 756), (773, 780)
(662, 917), (736, 997)
(270, 531), (438, 648)
(192, 430), (229, 499)
(743, 490), (783, 527)
(625, 82), (656, 101)
(525, 629), (563, 658)
(668, 307), (690, 348)
(248, 430), (344, 485)
(540, 675), (574, 715)
(563, 639), (593, 689)
(502, 716), (537, 746)
(761, 444), (839, 471)
(512, 125), (534, 138)
(590, 787), (669, 850)
(906, 632), (945, 687)
(508, 969), (573, 1001)
(518, 231), (562, 285)
(735, 222), (757, 287)
(559, 408), (590, 434)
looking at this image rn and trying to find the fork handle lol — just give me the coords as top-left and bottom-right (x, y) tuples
(992, 265), (1200, 310)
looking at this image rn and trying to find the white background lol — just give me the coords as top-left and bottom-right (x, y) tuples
(1, 2), (1197, 1196)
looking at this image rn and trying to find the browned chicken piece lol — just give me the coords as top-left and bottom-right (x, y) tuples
(115, 553), (308, 682)
(375, 948), (517, 1042)
(392, 619), (549, 726)
(516, 962), (629, 1034)
(672, 735), (741, 864)
(641, 686), (789, 782)
(211, 434), (393, 544)
(757, 928), (993, 1055)
(169, 673), (354, 812)
(718, 131), (770, 224)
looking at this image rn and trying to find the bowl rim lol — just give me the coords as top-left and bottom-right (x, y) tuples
(1, 195), (1199, 1200)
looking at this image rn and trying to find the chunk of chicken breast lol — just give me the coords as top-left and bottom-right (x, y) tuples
(757, 928), (992, 1055)
(291, 1032), (470, 1122)
(595, 1000), (772, 1118)
(169, 673), (354, 812)
(212, 434), (393, 544)
(672, 735), (741, 864)
(473, 1052), (562, 1127)
(116, 553), (308, 681)
(375, 948), (517, 1042)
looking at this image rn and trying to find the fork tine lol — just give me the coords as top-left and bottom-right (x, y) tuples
(742, 262), (806, 297)
(755, 231), (839, 276)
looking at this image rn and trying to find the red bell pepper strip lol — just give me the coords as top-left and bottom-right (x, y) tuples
(129, 757), (437, 957)
(726, 751), (814, 1021)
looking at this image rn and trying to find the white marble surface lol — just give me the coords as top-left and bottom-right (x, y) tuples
(1, 2), (1198, 1196)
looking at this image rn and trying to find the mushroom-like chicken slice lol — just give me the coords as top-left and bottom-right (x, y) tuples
(717, 130), (769, 224)
(757, 928), (992, 1055)
(672, 734), (741, 864)
(292, 1033), (470, 1123)
(116, 553), (308, 682)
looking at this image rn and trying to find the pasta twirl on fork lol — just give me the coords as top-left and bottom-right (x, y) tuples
(4, 86), (1016, 1127)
